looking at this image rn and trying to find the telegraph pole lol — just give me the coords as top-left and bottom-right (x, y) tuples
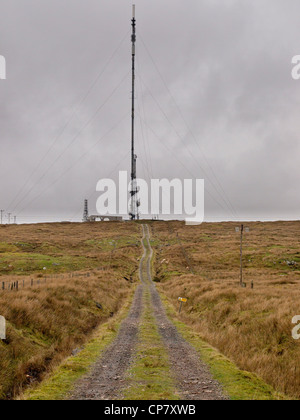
(240, 224), (244, 287)
(130, 4), (139, 220)
(236, 224), (250, 287)
(7, 213), (11, 225)
(0, 210), (3, 224)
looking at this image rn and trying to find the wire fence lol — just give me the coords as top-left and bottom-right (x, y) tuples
(0, 271), (93, 292)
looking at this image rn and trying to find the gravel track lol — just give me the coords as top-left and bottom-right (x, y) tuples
(145, 225), (227, 400)
(68, 284), (144, 400)
(69, 224), (227, 400)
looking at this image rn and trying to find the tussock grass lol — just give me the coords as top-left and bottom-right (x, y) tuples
(151, 221), (300, 399)
(0, 222), (140, 399)
(160, 294), (288, 400)
(22, 294), (135, 401)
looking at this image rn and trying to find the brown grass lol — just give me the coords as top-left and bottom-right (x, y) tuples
(150, 220), (300, 399)
(0, 222), (140, 399)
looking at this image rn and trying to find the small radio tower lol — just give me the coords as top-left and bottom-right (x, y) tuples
(129, 4), (140, 220)
(83, 199), (89, 222)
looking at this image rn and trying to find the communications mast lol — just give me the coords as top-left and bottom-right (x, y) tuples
(129, 5), (140, 220)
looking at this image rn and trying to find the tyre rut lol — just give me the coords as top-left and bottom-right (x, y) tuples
(69, 224), (226, 400)
(144, 225), (227, 400)
(68, 256), (145, 399)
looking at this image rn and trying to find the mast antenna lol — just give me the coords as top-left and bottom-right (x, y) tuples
(129, 4), (140, 220)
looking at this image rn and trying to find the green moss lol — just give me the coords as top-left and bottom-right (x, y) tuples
(0, 252), (100, 275)
(85, 237), (140, 252)
(0, 243), (19, 253)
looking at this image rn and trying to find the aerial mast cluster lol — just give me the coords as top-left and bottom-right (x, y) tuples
(129, 4), (140, 220)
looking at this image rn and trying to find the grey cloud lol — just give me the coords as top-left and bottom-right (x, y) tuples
(0, 0), (300, 222)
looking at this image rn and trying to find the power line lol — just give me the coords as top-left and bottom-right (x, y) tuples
(12, 72), (130, 215)
(136, 110), (232, 216)
(136, 65), (158, 214)
(69, 150), (131, 222)
(136, 74), (152, 181)
(138, 74), (237, 219)
(7, 30), (130, 213)
(139, 33), (239, 219)
(16, 112), (130, 216)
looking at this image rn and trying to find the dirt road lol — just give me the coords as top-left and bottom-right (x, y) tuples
(69, 225), (226, 400)
(144, 225), (226, 400)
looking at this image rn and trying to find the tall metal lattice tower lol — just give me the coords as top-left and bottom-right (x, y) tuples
(129, 5), (140, 220)
(83, 199), (89, 222)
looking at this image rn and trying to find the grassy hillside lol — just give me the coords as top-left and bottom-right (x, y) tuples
(151, 220), (300, 399)
(2, 220), (300, 400)
(0, 222), (140, 399)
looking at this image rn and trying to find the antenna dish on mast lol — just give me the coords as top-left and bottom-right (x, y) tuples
(130, 5), (139, 220)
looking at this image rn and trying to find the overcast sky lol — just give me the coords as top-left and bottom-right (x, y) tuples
(1, 0), (300, 223)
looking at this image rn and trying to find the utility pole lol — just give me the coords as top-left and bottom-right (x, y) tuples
(13, 216), (17, 224)
(129, 4), (140, 220)
(0, 210), (3, 224)
(240, 224), (244, 287)
(7, 213), (11, 225)
(236, 224), (250, 287)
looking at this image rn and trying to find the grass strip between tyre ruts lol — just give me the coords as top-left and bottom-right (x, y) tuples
(123, 287), (179, 400)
